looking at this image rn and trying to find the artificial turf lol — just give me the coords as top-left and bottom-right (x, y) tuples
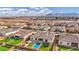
(0, 38), (11, 43)
(39, 43), (52, 51)
(0, 38), (22, 45)
(59, 46), (79, 51)
(7, 39), (21, 45)
(27, 43), (52, 51)
(27, 43), (33, 48)
(0, 46), (9, 51)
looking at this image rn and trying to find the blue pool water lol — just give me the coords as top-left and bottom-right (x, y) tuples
(33, 43), (40, 49)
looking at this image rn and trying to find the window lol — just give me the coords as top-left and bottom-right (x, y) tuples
(60, 42), (62, 44)
(67, 43), (69, 45)
(71, 43), (78, 47)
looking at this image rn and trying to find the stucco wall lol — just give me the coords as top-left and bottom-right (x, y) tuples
(59, 41), (71, 47)
(59, 41), (79, 48)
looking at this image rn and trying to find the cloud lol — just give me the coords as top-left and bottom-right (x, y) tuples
(0, 8), (12, 11)
(0, 8), (15, 16)
(28, 7), (52, 16)
(37, 7), (52, 15)
(0, 7), (52, 16)
(15, 9), (28, 16)
(30, 7), (40, 10)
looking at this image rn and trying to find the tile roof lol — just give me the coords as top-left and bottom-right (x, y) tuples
(30, 31), (55, 42)
(59, 34), (79, 43)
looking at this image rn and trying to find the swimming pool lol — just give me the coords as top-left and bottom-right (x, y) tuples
(33, 43), (40, 49)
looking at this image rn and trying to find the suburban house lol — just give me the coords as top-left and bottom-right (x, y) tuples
(5, 29), (34, 39)
(51, 26), (66, 32)
(58, 34), (79, 48)
(30, 31), (55, 43)
(0, 26), (8, 29)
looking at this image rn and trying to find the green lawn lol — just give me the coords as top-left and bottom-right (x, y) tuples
(0, 38), (22, 45)
(59, 46), (79, 51)
(27, 43), (33, 48)
(27, 43), (52, 51)
(0, 38), (22, 51)
(39, 43), (52, 51)
(0, 38), (11, 43)
(7, 39), (22, 45)
(0, 46), (9, 51)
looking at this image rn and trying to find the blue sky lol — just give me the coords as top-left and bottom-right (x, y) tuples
(0, 7), (79, 16)
(49, 7), (79, 13)
(8, 7), (79, 13)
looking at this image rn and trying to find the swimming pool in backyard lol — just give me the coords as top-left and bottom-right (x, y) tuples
(33, 43), (40, 49)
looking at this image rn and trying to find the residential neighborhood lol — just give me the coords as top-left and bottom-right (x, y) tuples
(0, 7), (79, 51)
(0, 16), (79, 51)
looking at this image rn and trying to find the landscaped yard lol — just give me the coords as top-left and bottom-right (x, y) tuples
(59, 46), (79, 51)
(0, 46), (10, 51)
(39, 43), (52, 51)
(27, 43), (33, 48)
(7, 39), (22, 45)
(0, 37), (22, 51)
(27, 43), (52, 51)
(0, 38), (22, 45)
(0, 38), (11, 43)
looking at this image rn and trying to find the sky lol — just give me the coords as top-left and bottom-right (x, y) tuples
(0, 7), (79, 16)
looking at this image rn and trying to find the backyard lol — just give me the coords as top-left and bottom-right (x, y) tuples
(27, 43), (33, 48)
(0, 37), (22, 45)
(39, 43), (52, 51)
(59, 46), (79, 51)
(27, 43), (52, 51)
(0, 46), (10, 51)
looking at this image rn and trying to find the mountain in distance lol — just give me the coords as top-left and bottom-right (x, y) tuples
(0, 13), (79, 17)
(46, 13), (79, 17)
